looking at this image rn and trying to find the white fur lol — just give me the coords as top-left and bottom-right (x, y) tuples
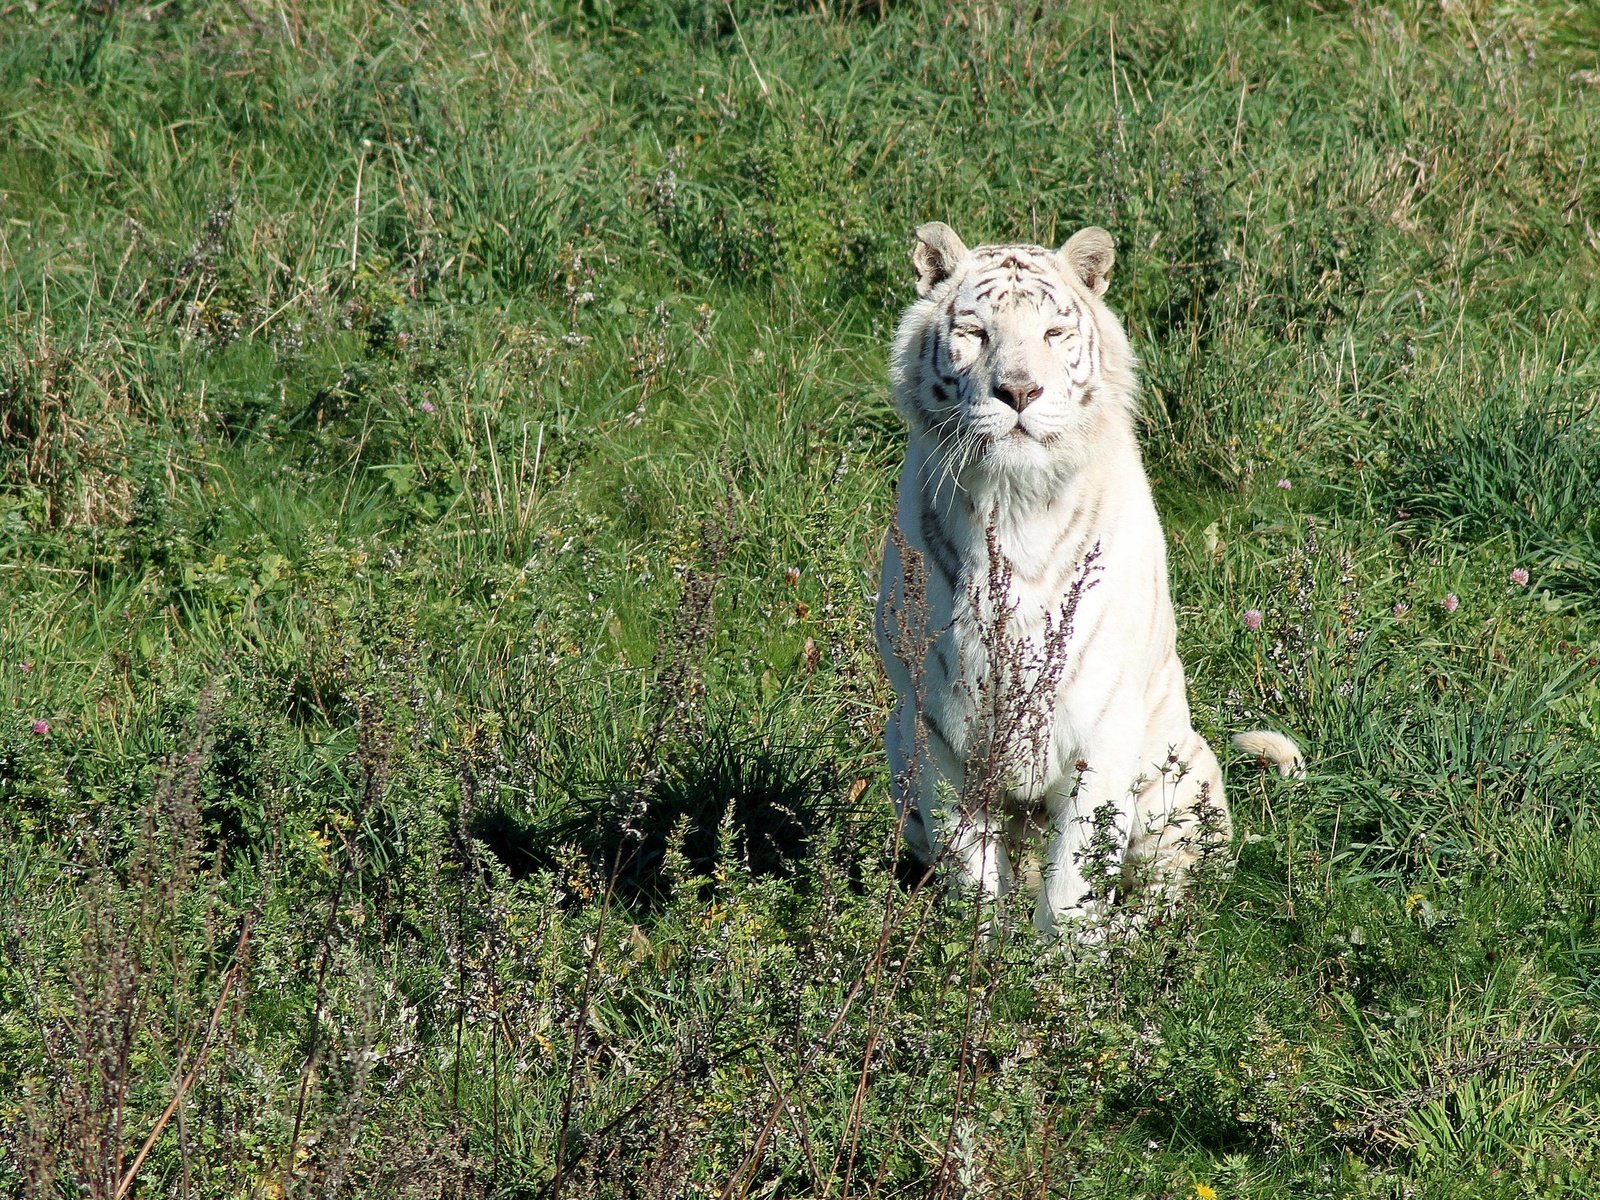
(875, 224), (1303, 934)
(1229, 731), (1306, 779)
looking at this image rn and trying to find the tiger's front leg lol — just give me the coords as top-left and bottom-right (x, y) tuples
(887, 695), (1014, 902)
(1034, 732), (1142, 935)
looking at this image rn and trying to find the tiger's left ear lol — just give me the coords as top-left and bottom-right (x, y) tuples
(912, 222), (969, 297)
(1060, 227), (1115, 297)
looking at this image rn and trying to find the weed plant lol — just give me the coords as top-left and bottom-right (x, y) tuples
(3, 1), (1600, 1196)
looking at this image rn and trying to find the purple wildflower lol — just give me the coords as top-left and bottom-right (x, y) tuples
(1509, 567), (1529, 587)
(1442, 593), (1459, 613)
(31, 719), (49, 735)
(1242, 608), (1264, 631)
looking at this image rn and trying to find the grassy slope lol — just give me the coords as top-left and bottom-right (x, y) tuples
(3, 0), (1600, 1195)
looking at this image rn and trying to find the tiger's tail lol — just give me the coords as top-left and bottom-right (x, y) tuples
(1231, 730), (1306, 780)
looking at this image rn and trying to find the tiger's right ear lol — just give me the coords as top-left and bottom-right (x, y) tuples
(1060, 226), (1115, 297)
(912, 222), (969, 297)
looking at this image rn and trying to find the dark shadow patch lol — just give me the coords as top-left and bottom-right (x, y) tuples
(472, 715), (860, 911)
(892, 847), (936, 894)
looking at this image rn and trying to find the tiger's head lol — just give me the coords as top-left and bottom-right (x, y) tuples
(890, 222), (1137, 478)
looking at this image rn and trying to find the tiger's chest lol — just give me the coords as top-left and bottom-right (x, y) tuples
(902, 475), (1148, 791)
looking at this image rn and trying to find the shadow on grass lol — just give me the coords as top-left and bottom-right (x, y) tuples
(472, 715), (856, 910)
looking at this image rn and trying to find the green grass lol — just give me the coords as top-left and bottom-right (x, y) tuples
(3, 0), (1600, 1195)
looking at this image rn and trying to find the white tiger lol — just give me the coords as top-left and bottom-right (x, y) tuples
(874, 221), (1302, 935)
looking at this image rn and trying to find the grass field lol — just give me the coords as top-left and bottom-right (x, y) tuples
(4, 0), (1600, 1195)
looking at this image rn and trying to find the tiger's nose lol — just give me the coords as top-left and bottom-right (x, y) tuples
(994, 380), (1043, 412)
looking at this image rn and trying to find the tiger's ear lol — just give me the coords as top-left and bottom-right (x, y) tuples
(912, 222), (969, 297)
(1060, 226), (1115, 297)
